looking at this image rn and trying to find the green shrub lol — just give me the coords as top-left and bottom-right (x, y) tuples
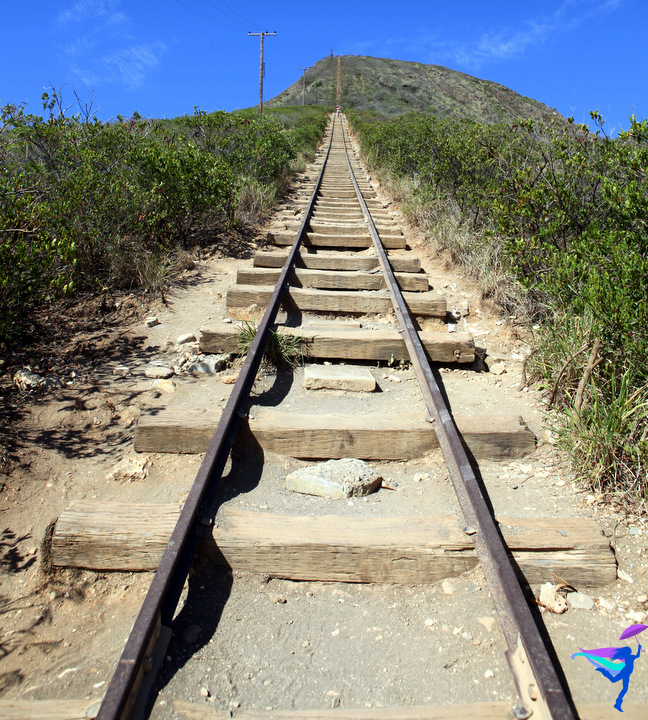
(0, 96), (329, 342)
(348, 108), (648, 507)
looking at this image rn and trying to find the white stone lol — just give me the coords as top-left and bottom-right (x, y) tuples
(107, 456), (150, 483)
(304, 365), (376, 392)
(177, 333), (197, 345)
(13, 369), (44, 390)
(187, 354), (229, 376)
(13, 369), (62, 391)
(539, 582), (567, 614)
(441, 580), (455, 595)
(145, 316), (160, 327)
(113, 366), (131, 377)
(285, 458), (382, 499)
(567, 592), (595, 610)
(144, 365), (174, 379)
(152, 379), (177, 394)
(490, 361), (507, 376)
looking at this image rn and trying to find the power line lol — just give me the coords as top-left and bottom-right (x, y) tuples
(173, 0), (245, 31)
(202, 0), (255, 29)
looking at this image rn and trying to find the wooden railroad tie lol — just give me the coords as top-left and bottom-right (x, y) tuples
(133, 408), (536, 459)
(51, 503), (617, 587)
(267, 231), (407, 249)
(236, 267), (430, 292)
(200, 324), (475, 363)
(1, 699), (645, 720)
(226, 285), (446, 317)
(252, 250), (422, 273)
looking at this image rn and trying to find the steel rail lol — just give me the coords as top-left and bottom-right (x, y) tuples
(340, 117), (577, 720)
(96, 117), (337, 720)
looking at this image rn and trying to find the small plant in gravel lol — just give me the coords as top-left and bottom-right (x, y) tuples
(236, 321), (306, 369)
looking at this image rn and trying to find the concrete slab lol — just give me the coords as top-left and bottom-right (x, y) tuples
(303, 364), (376, 392)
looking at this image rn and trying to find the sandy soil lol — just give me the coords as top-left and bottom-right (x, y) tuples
(0, 126), (647, 719)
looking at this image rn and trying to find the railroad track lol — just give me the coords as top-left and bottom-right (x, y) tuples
(39, 115), (625, 720)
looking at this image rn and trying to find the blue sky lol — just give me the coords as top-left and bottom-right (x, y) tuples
(1, 1), (644, 134)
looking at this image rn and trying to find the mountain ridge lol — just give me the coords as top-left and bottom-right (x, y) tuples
(266, 55), (562, 125)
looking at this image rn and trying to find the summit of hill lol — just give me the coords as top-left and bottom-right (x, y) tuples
(266, 54), (562, 125)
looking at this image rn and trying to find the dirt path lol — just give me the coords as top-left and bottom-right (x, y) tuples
(0, 124), (647, 718)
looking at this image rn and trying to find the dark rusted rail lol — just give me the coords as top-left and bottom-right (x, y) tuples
(95, 119), (336, 720)
(341, 117), (577, 720)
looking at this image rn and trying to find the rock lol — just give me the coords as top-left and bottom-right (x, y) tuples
(145, 316), (160, 327)
(112, 366), (131, 377)
(152, 379), (177, 394)
(441, 580), (455, 596)
(539, 582), (567, 614)
(267, 593), (287, 604)
(144, 365), (174, 379)
(221, 374), (238, 384)
(618, 569), (634, 584)
(489, 361), (507, 376)
(382, 373), (401, 383)
(10, 369), (42, 390)
(200, 687), (210, 698)
(457, 299), (470, 317)
(625, 610), (647, 623)
(13, 369), (62, 391)
(567, 592), (595, 610)
(107, 455), (150, 483)
(484, 669), (495, 679)
(177, 332), (197, 345)
(285, 458), (382, 499)
(187, 354), (229, 376)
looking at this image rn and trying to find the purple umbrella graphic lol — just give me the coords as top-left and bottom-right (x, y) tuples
(620, 623), (648, 641)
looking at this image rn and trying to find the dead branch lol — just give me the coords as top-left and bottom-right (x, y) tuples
(547, 343), (589, 407)
(574, 338), (603, 417)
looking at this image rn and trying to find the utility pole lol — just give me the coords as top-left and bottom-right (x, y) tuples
(299, 67), (308, 106)
(249, 31), (276, 117)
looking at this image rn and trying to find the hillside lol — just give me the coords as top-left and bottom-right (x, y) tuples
(266, 55), (562, 125)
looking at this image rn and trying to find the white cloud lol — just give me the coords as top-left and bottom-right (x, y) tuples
(102, 43), (166, 90)
(56, 1), (164, 92)
(58, 0), (124, 25)
(354, 0), (627, 72)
